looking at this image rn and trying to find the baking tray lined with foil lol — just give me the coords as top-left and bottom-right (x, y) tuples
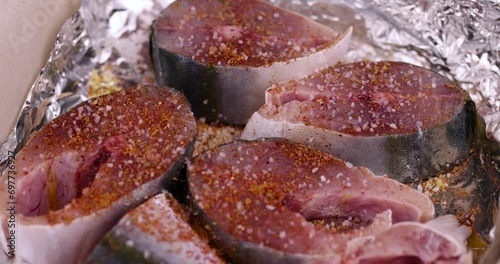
(0, 0), (499, 261)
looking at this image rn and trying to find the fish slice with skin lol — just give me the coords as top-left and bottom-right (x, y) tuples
(242, 61), (483, 183)
(187, 139), (443, 263)
(86, 192), (224, 264)
(151, 0), (352, 124)
(0, 84), (197, 264)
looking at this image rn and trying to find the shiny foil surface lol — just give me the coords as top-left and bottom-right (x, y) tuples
(0, 0), (499, 260)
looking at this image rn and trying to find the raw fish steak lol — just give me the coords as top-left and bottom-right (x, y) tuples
(0, 84), (197, 264)
(187, 139), (468, 263)
(151, 0), (352, 124)
(86, 192), (224, 264)
(242, 61), (482, 182)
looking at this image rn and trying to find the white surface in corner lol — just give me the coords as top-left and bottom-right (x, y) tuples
(0, 0), (81, 143)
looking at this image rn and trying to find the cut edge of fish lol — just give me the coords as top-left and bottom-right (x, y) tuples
(0, 140), (193, 264)
(0, 86), (198, 263)
(152, 17), (352, 124)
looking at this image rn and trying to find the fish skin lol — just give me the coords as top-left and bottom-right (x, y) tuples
(86, 192), (224, 264)
(480, 196), (500, 264)
(151, 0), (352, 124)
(0, 84), (197, 264)
(242, 61), (484, 183)
(187, 139), (446, 263)
(413, 142), (500, 242)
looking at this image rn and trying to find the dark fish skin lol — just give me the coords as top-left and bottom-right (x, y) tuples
(0, 84), (197, 264)
(86, 237), (155, 264)
(151, 0), (351, 124)
(151, 46), (225, 123)
(187, 139), (438, 263)
(421, 140), (500, 250)
(242, 61), (485, 183)
(380, 98), (482, 183)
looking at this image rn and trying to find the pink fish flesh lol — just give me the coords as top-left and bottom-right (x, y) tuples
(0, 84), (197, 264)
(242, 61), (482, 183)
(151, 0), (352, 124)
(186, 139), (470, 263)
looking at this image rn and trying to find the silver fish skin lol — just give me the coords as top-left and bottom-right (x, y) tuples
(187, 139), (469, 263)
(151, 0), (352, 124)
(242, 61), (484, 183)
(0, 85), (197, 264)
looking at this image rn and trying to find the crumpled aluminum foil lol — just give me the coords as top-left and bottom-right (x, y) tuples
(0, 0), (499, 256)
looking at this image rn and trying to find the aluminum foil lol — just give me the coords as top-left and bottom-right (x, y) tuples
(0, 0), (499, 258)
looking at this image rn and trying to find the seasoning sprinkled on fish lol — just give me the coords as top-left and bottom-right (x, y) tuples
(152, 0), (352, 124)
(0, 84), (197, 264)
(242, 61), (483, 182)
(86, 192), (224, 264)
(187, 139), (470, 263)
